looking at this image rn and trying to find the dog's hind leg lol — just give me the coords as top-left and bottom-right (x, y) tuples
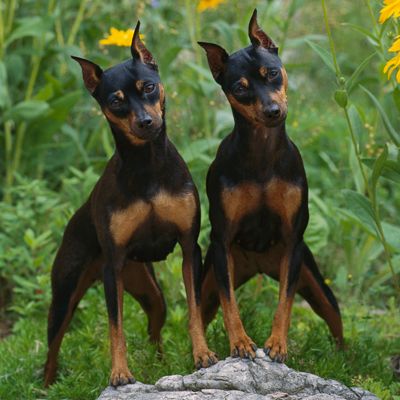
(44, 205), (101, 387)
(122, 261), (166, 349)
(296, 244), (344, 346)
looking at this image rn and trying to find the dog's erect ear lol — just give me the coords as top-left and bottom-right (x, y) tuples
(198, 42), (229, 84)
(131, 20), (158, 69)
(248, 9), (278, 54)
(71, 56), (103, 94)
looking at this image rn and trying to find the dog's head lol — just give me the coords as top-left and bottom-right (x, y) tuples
(199, 9), (287, 127)
(72, 21), (164, 145)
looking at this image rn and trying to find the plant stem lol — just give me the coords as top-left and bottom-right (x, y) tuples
(321, 0), (341, 79)
(343, 108), (369, 191)
(0, 2), (4, 59)
(5, 0), (16, 35)
(67, 0), (89, 46)
(279, 0), (298, 54)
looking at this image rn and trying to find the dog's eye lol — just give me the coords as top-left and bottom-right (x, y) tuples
(110, 97), (122, 108)
(233, 84), (247, 96)
(268, 69), (279, 81)
(144, 83), (156, 94)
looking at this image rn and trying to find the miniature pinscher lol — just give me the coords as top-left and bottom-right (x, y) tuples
(44, 21), (217, 388)
(199, 9), (344, 362)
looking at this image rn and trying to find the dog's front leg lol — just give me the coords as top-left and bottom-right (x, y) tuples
(264, 239), (304, 362)
(103, 251), (135, 386)
(210, 239), (257, 360)
(180, 237), (218, 369)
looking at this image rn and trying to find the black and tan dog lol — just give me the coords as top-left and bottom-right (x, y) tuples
(44, 21), (217, 388)
(199, 10), (344, 362)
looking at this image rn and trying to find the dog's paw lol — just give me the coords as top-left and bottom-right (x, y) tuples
(194, 349), (219, 369)
(109, 368), (135, 387)
(230, 336), (257, 360)
(264, 335), (287, 363)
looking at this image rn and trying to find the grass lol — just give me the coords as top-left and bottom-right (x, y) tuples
(1, 0), (400, 399)
(0, 265), (399, 400)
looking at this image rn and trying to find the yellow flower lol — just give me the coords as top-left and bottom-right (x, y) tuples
(324, 278), (332, 285)
(379, 0), (400, 24)
(383, 35), (400, 82)
(379, 1), (400, 82)
(99, 28), (144, 47)
(383, 51), (400, 81)
(197, 0), (225, 12)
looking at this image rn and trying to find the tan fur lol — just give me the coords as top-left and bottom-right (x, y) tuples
(265, 179), (301, 228)
(102, 108), (146, 146)
(221, 183), (262, 224)
(218, 251), (256, 357)
(240, 77), (249, 88)
(154, 191), (196, 233)
(110, 201), (151, 246)
(281, 67), (288, 91)
(259, 66), (267, 78)
(159, 83), (165, 110)
(115, 90), (124, 100)
(136, 80), (144, 92)
(227, 94), (264, 124)
(109, 275), (133, 386)
(110, 191), (196, 247)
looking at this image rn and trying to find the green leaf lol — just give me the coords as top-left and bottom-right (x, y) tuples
(5, 16), (53, 47)
(382, 222), (400, 251)
(346, 52), (376, 92)
(3, 100), (49, 122)
(371, 146), (388, 192)
(305, 40), (335, 74)
(360, 85), (400, 146)
(342, 189), (377, 234)
(362, 157), (400, 184)
(341, 23), (379, 43)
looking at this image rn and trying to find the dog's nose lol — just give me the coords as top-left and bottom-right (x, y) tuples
(264, 103), (281, 119)
(137, 115), (153, 129)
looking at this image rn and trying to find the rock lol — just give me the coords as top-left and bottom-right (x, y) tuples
(98, 351), (378, 400)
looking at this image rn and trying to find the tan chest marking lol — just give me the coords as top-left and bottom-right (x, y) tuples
(221, 183), (262, 223)
(153, 190), (197, 233)
(110, 201), (152, 246)
(265, 178), (301, 227)
(221, 179), (301, 229)
(110, 191), (196, 246)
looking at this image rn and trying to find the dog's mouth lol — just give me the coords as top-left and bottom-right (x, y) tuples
(128, 124), (162, 142)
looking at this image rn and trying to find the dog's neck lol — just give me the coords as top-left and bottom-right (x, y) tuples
(111, 123), (168, 173)
(231, 109), (288, 166)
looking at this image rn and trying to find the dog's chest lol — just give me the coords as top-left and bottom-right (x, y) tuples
(221, 178), (302, 236)
(109, 190), (196, 260)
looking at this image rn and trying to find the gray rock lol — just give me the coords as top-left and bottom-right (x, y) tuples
(97, 353), (378, 400)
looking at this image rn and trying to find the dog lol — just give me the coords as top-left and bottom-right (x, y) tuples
(198, 9), (344, 362)
(44, 21), (217, 388)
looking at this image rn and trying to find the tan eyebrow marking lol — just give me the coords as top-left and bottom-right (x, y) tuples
(239, 77), (249, 88)
(259, 66), (267, 78)
(115, 90), (124, 99)
(135, 80), (144, 91)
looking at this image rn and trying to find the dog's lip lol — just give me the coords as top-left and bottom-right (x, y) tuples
(128, 125), (162, 140)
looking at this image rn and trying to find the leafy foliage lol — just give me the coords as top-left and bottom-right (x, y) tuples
(0, 0), (399, 399)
